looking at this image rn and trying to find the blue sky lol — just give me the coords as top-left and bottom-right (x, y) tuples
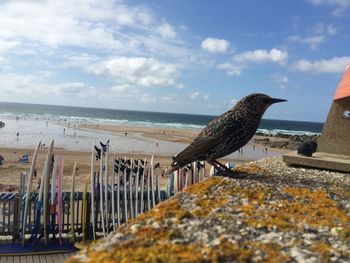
(0, 0), (349, 122)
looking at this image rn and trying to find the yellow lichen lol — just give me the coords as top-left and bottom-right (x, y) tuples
(192, 197), (228, 217)
(236, 187), (350, 231)
(234, 164), (267, 175)
(183, 177), (226, 195)
(312, 241), (332, 260)
(138, 198), (189, 222)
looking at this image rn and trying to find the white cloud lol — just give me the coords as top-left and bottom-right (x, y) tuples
(271, 73), (289, 89)
(189, 92), (200, 99)
(217, 63), (242, 76)
(294, 56), (350, 74)
(233, 48), (288, 64)
(308, 22), (337, 35)
(140, 93), (156, 104)
(0, 1), (135, 50)
(161, 94), (180, 104)
(0, 73), (95, 99)
(307, 0), (350, 16)
(157, 23), (176, 39)
(288, 22), (337, 50)
(201, 38), (230, 53)
(88, 56), (178, 87)
(289, 35), (325, 50)
(203, 94), (210, 100)
(217, 48), (287, 76)
(0, 39), (20, 54)
(99, 84), (139, 101)
(0, 0), (188, 59)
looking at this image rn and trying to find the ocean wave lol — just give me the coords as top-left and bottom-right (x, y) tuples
(0, 111), (320, 135)
(257, 129), (320, 136)
(0, 112), (205, 130)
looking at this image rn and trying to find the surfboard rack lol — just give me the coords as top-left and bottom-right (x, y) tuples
(0, 187), (169, 247)
(0, 143), (209, 255)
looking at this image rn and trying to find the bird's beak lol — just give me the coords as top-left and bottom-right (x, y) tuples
(270, 98), (287, 104)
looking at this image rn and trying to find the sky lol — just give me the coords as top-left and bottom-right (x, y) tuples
(0, 0), (349, 122)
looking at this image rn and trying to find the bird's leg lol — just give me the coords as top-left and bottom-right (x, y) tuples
(213, 160), (233, 173)
(212, 160), (246, 179)
(207, 160), (232, 178)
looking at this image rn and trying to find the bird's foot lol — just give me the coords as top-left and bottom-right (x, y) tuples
(209, 160), (246, 179)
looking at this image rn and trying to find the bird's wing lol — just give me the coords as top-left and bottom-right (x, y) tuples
(173, 113), (242, 164)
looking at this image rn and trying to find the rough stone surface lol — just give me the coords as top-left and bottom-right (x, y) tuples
(67, 157), (350, 263)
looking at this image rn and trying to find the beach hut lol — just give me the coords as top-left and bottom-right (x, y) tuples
(283, 63), (350, 172)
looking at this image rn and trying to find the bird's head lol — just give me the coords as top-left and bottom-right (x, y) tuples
(236, 93), (287, 116)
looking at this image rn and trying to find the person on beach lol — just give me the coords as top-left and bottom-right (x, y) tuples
(16, 132), (19, 140)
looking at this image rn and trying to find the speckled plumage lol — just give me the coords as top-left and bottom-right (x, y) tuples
(169, 93), (286, 175)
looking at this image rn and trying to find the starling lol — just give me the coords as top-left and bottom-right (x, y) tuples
(168, 93), (287, 176)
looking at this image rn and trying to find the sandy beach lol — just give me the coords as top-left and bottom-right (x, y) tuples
(0, 118), (288, 192)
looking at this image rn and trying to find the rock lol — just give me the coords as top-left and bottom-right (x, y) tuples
(270, 141), (289, 148)
(297, 142), (314, 157)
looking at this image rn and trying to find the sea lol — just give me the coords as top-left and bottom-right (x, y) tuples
(0, 101), (323, 136)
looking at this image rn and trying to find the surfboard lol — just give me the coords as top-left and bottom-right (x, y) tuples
(33, 140), (54, 245)
(150, 155), (155, 208)
(140, 158), (146, 213)
(129, 159), (134, 218)
(123, 159), (128, 223)
(146, 160), (151, 211)
(193, 162), (197, 184)
(199, 161), (205, 182)
(116, 158), (121, 226)
(104, 142), (109, 233)
(155, 163), (161, 204)
(49, 156), (57, 240)
(174, 170), (178, 193)
(111, 154), (116, 230)
(70, 161), (77, 242)
(134, 160), (140, 217)
(209, 166), (215, 177)
(22, 141), (41, 247)
(82, 174), (90, 244)
(90, 142), (96, 240)
(43, 140), (54, 246)
(57, 158), (63, 244)
(98, 147), (105, 236)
